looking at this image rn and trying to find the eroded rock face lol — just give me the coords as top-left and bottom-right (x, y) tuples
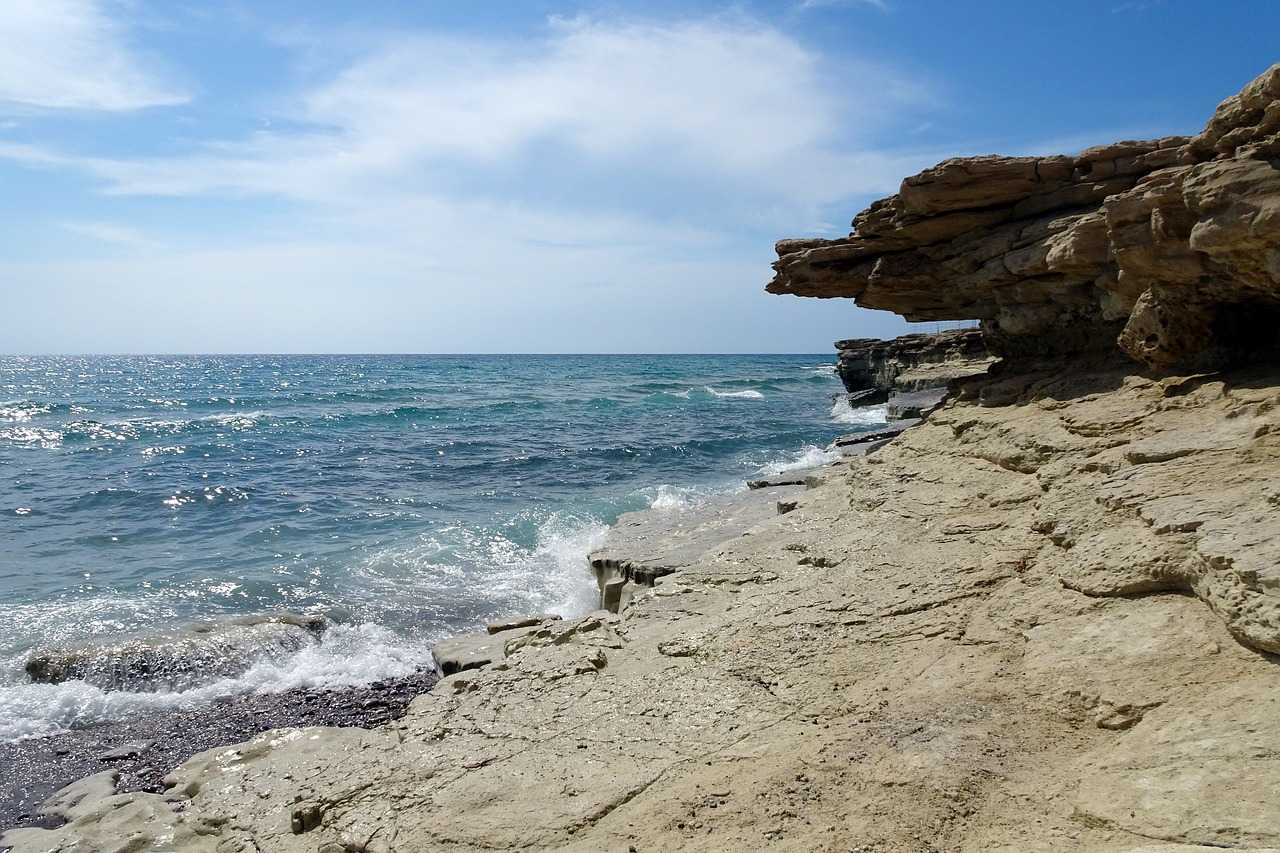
(769, 64), (1280, 370)
(835, 328), (993, 395)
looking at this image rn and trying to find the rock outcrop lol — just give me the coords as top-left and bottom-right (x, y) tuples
(770, 64), (1280, 370)
(835, 328), (993, 396)
(589, 486), (803, 612)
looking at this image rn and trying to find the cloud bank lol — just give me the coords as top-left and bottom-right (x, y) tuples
(0, 0), (187, 111)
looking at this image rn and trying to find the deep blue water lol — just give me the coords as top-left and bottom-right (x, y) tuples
(0, 354), (884, 739)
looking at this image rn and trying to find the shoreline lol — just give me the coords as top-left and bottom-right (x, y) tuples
(0, 668), (438, 833)
(0, 415), (889, 834)
(8, 356), (1278, 851)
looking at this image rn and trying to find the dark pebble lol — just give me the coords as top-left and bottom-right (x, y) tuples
(0, 669), (438, 833)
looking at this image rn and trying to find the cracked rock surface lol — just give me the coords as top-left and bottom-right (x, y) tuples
(6, 358), (1279, 852)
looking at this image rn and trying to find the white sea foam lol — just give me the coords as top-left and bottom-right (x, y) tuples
(0, 623), (427, 742)
(661, 388), (693, 399)
(353, 511), (608, 634)
(705, 386), (765, 399)
(831, 397), (889, 425)
(521, 513), (611, 617)
(648, 484), (697, 510)
(757, 444), (843, 476)
(641, 483), (731, 511)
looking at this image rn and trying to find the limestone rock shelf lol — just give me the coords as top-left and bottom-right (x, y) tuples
(588, 485), (807, 613)
(835, 328), (994, 397)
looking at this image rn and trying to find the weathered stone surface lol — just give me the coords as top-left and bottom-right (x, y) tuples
(770, 65), (1280, 370)
(831, 419), (921, 447)
(431, 622), (548, 675)
(485, 613), (561, 634)
(589, 485), (804, 612)
(885, 387), (947, 420)
(834, 328), (994, 395)
(746, 470), (818, 488)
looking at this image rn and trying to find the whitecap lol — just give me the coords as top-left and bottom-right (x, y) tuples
(704, 386), (764, 399)
(0, 401), (52, 423)
(1, 426), (63, 448)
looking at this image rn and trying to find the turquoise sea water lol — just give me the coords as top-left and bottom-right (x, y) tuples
(0, 354), (885, 740)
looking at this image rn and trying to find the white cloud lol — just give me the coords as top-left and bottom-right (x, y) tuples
(0, 15), (933, 209)
(60, 220), (159, 248)
(0, 12), (946, 351)
(0, 0), (187, 111)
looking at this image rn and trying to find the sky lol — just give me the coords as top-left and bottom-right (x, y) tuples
(0, 1), (1276, 354)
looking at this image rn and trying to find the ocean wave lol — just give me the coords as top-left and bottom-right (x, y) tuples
(756, 444), (843, 476)
(831, 397), (889, 425)
(353, 510), (607, 628)
(7, 411), (276, 448)
(705, 386), (765, 399)
(0, 623), (426, 742)
(639, 482), (732, 511)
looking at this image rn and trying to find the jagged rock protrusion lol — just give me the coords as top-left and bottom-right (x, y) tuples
(769, 64), (1280, 370)
(834, 328), (992, 395)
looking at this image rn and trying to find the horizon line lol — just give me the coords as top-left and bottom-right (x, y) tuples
(1, 351), (840, 358)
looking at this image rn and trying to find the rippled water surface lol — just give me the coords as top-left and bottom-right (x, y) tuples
(0, 354), (882, 739)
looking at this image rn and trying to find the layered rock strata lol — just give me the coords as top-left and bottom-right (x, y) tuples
(770, 64), (1280, 369)
(835, 328), (993, 396)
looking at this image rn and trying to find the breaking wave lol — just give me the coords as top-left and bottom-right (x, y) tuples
(757, 444), (843, 476)
(0, 623), (426, 742)
(831, 397), (889, 425)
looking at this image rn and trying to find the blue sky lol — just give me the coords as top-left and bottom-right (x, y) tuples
(0, 1), (1276, 353)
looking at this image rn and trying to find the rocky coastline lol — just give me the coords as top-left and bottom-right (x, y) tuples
(5, 64), (1280, 853)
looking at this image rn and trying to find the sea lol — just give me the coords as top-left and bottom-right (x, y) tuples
(0, 354), (885, 742)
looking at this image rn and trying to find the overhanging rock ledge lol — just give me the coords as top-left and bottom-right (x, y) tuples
(769, 63), (1280, 370)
